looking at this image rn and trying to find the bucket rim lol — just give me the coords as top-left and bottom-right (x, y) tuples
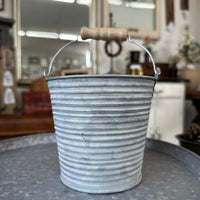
(46, 74), (156, 82)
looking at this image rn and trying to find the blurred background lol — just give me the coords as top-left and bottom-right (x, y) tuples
(0, 0), (200, 151)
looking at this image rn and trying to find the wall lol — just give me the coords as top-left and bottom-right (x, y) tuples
(0, 0), (13, 19)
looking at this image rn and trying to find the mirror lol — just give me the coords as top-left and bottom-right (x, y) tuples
(103, 0), (160, 39)
(14, 0), (92, 81)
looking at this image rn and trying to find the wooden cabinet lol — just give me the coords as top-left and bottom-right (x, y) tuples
(147, 82), (186, 145)
(0, 113), (54, 139)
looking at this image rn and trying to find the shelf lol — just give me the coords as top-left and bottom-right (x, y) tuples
(0, 113), (54, 139)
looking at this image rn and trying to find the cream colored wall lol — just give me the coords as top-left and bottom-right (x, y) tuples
(97, 0), (200, 74)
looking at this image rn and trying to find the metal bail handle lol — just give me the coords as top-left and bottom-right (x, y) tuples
(45, 27), (160, 78)
(128, 36), (161, 79)
(45, 38), (78, 77)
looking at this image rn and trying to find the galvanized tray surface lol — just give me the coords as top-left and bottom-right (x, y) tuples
(0, 134), (200, 200)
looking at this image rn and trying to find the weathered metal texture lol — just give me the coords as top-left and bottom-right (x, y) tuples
(47, 75), (156, 194)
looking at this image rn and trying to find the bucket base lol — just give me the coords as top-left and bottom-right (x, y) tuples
(60, 172), (142, 194)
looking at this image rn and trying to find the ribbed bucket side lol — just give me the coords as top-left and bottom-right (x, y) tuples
(47, 75), (156, 194)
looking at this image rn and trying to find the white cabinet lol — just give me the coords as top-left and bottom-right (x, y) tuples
(147, 82), (186, 145)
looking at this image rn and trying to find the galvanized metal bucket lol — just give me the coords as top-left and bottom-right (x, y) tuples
(45, 27), (160, 194)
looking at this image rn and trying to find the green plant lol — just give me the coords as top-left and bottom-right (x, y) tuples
(179, 26), (200, 64)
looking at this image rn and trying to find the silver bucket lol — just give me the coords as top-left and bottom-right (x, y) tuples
(46, 28), (160, 194)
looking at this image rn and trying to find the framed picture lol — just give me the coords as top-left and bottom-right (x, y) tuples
(0, 0), (4, 11)
(29, 57), (40, 65)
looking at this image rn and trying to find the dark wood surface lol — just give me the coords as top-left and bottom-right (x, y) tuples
(187, 91), (200, 100)
(166, 0), (174, 25)
(180, 0), (189, 10)
(0, 113), (54, 139)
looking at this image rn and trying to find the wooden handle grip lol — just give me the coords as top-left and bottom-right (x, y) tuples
(81, 27), (128, 41)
